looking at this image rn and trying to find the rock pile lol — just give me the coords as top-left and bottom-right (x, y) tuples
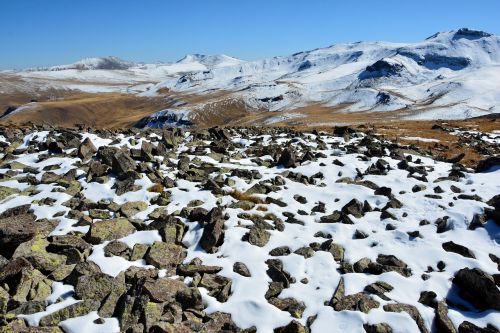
(0, 124), (498, 332)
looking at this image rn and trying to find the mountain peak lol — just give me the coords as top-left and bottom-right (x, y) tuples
(69, 56), (134, 70)
(426, 28), (493, 41)
(26, 56), (136, 71)
(177, 54), (244, 68)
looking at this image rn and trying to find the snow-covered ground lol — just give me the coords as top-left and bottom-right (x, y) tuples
(0, 127), (498, 332)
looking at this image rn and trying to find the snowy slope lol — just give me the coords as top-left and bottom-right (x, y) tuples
(151, 28), (500, 117)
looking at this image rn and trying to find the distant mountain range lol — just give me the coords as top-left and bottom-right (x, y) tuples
(2, 28), (500, 127)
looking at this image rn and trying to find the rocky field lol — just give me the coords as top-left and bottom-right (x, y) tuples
(0, 125), (499, 333)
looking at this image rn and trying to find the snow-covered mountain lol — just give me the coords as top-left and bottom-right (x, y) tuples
(28, 56), (136, 71)
(150, 28), (500, 119)
(176, 54), (245, 68)
(5, 28), (500, 122)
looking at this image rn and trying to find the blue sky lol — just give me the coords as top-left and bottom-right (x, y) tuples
(1, 0), (499, 69)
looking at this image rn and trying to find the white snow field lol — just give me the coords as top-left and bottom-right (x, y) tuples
(0, 126), (498, 332)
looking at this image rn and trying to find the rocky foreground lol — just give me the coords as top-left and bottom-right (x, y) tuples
(0, 125), (499, 333)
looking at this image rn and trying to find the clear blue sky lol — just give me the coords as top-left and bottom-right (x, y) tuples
(1, 0), (499, 69)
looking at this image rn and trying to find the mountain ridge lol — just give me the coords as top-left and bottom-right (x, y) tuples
(2, 28), (500, 127)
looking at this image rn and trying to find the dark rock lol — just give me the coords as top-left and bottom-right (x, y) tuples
(176, 287), (203, 310)
(486, 195), (500, 224)
(418, 291), (437, 307)
(293, 194), (307, 204)
(342, 199), (365, 218)
(266, 259), (292, 288)
(248, 227), (271, 247)
(363, 323), (393, 333)
(64, 261), (102, 286)
(277, 148), (297, 168)
(364, 281), (393, 301)
(453, 268), (500, 311)
(177, 263), (223, 276)
(103, 241), (130, 258)
(269, 246), (291, 256)
(412, 184), (427, 193)
(75, 273), (114, 303)
(199, 216), (225, 253)
(274, 320), (309, 333)
(268, 297), (306, 318)
(375, 186), (392, 197)
(476, 156), (500, 173)
(458, 321), (498, 333)
(442, 241), (475, 258)
(0, 213), (37, 258)
(354, 229), (369, 239)
(319, 211), (342, 223)
(0, 204), (32, 219)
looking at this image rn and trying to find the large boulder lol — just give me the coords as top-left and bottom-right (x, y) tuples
(112, 150), (136, 179)
(453, 268), (500, 311)
(486, 195), (500, 225)
(199, 216), (225, 253)
(0, 185), (19, 202)
(77, 137), (97, 161)
(39, 300), (100, 326)
(120, 201), (148, 218)
(476, 156), (500, 173)
(142, 277), (187, 302)
(145, 241), (185, 270)
(0, 258), (52, 303)
(277, 148), (297, 168)
(0, 213), (37, 258)
(85, 218), (136, 244)
(341, 199), (365, 218)
(12, 236), (67, 273)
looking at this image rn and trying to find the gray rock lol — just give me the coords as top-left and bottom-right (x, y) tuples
(435, 301), (457, 333)
(112, 150), (136, 179)
(145, 241), (185, 271)
(85, 218), (136, 244)
(248, 227), (271, 247)
(142, 277), (186, 302)
(78, 137), (97, 161)
(233, 262), (251, 277)
(383, 303), (428, 333)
